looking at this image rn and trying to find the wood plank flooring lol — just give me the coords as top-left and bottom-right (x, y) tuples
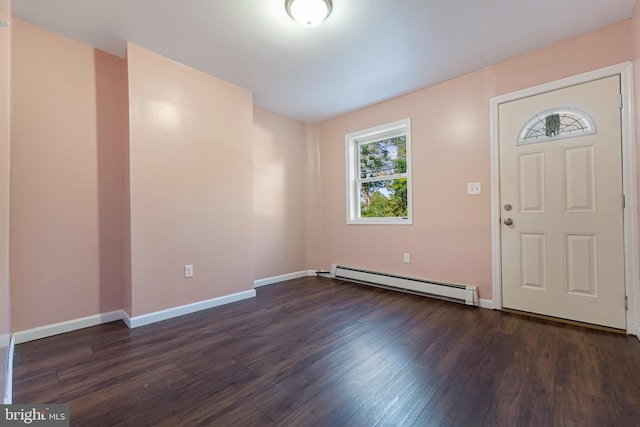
(12, 276), (640, 426)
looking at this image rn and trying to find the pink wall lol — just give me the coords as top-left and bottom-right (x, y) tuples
(95, 46), (129, 322)
(304, 123), (322, 270)
(123, 48), (132, 318)
(0, 0), (10, 402)
(632, 1), (640, 332)
(253, 107), (308, 280)
(633, 2), (640, 59)
(317, 21), (633, 301)
(10, 20), (127, 331)
(485, 21), (632, 98)
(127, 43), (254, 317)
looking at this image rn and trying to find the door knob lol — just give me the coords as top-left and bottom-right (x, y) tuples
(504, 218), (513, 226)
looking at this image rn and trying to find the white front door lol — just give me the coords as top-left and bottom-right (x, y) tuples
(499, 75), (626, 329)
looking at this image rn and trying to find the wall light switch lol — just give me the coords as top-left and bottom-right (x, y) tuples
(403, 253), (410, 264)
(184, 264), (194, 278)
(467, 182), (482, 195)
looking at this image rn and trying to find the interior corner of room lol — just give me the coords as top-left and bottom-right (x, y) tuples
(1, 0), (640, 417)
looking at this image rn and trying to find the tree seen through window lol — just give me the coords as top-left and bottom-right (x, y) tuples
(358, 136), (407, 218)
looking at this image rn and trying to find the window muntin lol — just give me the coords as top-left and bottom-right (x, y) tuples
(346, 119), (412, 224)
(518, 108), (596, 145)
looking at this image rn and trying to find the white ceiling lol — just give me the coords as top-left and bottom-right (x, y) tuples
(13, 0), (638, 122)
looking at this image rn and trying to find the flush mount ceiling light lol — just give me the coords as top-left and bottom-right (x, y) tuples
(285, 0), (332, 28)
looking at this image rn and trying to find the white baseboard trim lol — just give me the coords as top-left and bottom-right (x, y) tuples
(637, 326), (640, 342)
(3, 334), (13, 404)
(12, 290), (258, 340)
(254, 270), (317, 288)
(480, 299), (494, 310)
(125, 289), (256, 329)
(121, 311), (132, 329)
(13, 310), (124, 345)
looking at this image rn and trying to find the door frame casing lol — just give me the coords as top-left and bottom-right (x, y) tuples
(490, 62), (638, 335)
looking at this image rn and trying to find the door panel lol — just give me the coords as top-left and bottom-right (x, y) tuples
(518, 151), (545, 213)
(565, 233), (598, 297)
(519, 233), (547, 290)
(563, 145), (596, 212)
(499, 75), (625, 329)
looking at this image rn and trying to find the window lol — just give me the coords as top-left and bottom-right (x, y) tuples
(518, 108), (596, 145)
(345, 118), (412, 224)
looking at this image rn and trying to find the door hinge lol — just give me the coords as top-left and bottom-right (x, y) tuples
(619, 93), (623, 110)
(622, 194), (626, 209)
(625, 295), (628, 310)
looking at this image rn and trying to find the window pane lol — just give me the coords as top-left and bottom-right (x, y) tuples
(360, 178), (408, 218)
(359, 136), (407, 179)
(346, 117), (412, 224)
(518, 108), (596, 145)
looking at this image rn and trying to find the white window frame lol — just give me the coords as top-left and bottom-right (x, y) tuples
(345, 118), (412, 225)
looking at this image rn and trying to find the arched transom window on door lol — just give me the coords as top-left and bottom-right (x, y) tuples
(517, 108), (596, 146)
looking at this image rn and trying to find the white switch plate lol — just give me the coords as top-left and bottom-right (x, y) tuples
(184, 264), (194, 278)
(467, 182), (482, 195)
(403, 253), (410, 263)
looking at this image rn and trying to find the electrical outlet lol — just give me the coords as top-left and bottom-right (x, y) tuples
(467, 182), (482, 195)
(403, 253), (410, 264)
(184, 264), (194, 278)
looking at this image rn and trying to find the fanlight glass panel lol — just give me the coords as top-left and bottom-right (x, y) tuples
(518, 108), (596, 145)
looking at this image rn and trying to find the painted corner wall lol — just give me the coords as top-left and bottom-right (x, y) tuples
(317, 20), (633, 301)
(126, 43), (254, 317)
(123, 47), (132, 318)
(632, 0), (640, 334)
(10, 20), (127, 331)
(0, 0), (11, 403)
(253, 107), (308, 280)
(634, 2), (640, 60)
(304, 123), (322, 270)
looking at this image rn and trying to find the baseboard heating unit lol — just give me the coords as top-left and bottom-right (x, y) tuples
(331, 265), (479, 306)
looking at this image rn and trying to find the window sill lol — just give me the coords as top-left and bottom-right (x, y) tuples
(347, 217), (412, 225)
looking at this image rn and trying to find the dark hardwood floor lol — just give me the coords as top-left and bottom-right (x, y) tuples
(12, 276), (640, 426)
